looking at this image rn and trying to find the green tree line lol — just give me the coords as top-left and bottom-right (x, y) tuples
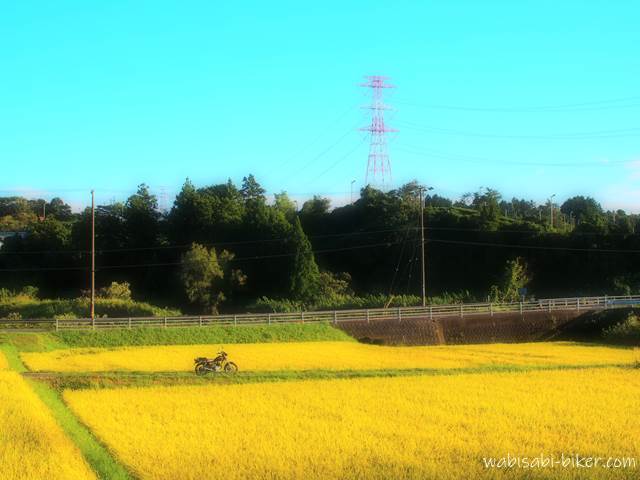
(1, 176), (639, 313)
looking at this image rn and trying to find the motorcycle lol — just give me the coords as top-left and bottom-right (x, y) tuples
(194, 350), (238, 375)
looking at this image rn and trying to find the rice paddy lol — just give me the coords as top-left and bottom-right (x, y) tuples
(3, 331), (638, 479)
(64, 368), (640, 480)
(0, 370), (96, 480)
(20, 340), (634, 373)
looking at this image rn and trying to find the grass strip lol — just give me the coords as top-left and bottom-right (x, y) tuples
(0, 344), (27, 372)
(38, 323), (350, 349)
(27, 379), (134, 480)
(27, 361), (635, 391)
(0, 342), (134, 480)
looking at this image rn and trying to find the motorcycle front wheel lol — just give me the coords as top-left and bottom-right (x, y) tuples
(224, 362), (238, 373)
(195, 363), (208, 376)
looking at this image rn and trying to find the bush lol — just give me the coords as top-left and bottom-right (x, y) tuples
(19, 286), (39, 299)
(603, 314), (640, 345)
(0, 285), (39, 302)
(249, 291), (477, 313)
(0, 297), (181, 319)
(252, 297), (304, 313)
(98, 281), (132, 301)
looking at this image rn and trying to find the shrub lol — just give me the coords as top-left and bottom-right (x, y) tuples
(0, 285), (39, 302)
(0, 297), (181, 319)
(19, 286), (39, 299)
(603, 314), (640, 345)
(98, 281), (132, 301)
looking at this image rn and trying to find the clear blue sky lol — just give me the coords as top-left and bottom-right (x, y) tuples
(2, 1), (640, 211)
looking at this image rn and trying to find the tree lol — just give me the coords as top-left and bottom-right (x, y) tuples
(273, 192), (297, 220)
(47, 197), (73, 221)
(489, 257), (531, 303)
(472, 188), (502, 223)
(289, 217), (321, 303)
(424, 194), (452, 208)
(240, 174), (266, 204)
(124, 184), (160, 246)
(393, 181), (422, 206)
(180, 243), (245, 313)
(560, 196), (603, 225)
(300, 195), (331, 216)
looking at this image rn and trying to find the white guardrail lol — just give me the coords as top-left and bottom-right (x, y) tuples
(1, 295), (639, 331)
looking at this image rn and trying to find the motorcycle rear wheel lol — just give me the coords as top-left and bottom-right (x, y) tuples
(195, 364), (208, 376)
(224, 362), (238, 373)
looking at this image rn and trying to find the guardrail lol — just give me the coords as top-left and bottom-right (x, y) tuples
(1, 295), (639, 331)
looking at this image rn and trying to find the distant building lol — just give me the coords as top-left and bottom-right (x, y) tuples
(0, 231), (27, 248)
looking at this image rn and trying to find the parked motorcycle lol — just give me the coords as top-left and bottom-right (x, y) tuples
(194, 350), (238, 375)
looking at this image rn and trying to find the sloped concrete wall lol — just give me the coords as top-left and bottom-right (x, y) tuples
(337, 309), (593, 346)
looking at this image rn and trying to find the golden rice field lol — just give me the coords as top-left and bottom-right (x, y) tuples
(0, 370), (95, 480)
(0, 350), (8, 370)
(20, 340), (635, 373)
(64, 368), (640, 480)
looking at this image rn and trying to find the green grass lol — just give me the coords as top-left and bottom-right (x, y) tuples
(27, 379), (133, 480)
(0, 344), (27, 372)
(0, 332), (67, 352)
(0, 341), (133, 480)
(0, 323), (353, 352)
(0, 297), (181, 319)
(52, 323), (354, 349)
(26, 362), (635, 391)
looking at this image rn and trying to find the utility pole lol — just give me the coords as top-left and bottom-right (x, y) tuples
(420, 188), (425, 307)
(350, 179), (355, 204)
(549, 193), (556, 228)
(419, 186), (433, 307)
(90, 190), (95, 324)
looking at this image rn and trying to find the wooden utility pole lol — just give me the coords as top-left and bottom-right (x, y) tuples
(90, 190), (95, 324)
(419, 185), (433, 308)
(419, 187), (426, 307)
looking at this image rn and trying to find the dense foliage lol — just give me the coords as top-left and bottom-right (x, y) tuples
(1, 177), (639, 313)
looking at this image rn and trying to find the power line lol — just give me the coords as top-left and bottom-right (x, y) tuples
(395, 95), (640, 113)
(287, 123), (362, 179)
(427, 238), (640, 254)
(0, 239), (404, 272)
(306, 135), (369, 185)
(3, 232), (640, 272)
(396, 144), (630, 167)
(398, 120), (640, 140)
(0, 225), (416, 257)
(3, 219), (639, 258)
(275, 104), (359, 170)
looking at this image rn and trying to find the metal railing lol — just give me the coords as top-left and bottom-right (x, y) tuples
(1, 294), (639, 331)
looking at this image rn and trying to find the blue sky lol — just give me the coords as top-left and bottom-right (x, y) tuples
(2, 1), (640, 211)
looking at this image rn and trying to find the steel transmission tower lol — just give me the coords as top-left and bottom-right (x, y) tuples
(360, 75), (396, 189)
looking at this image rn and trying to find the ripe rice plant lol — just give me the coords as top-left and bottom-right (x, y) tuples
(64, 368), (640, 480)
(0, 371), (95, 480)
(22, 340), (635, 373)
